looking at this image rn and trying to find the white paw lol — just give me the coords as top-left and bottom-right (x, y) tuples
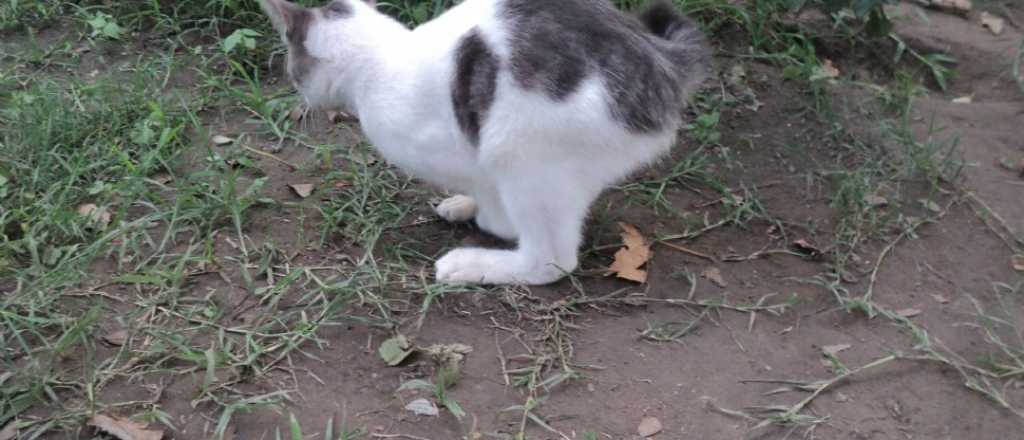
(434, 248), (567, 285)
(434, 195), (477, 223)
(435, 248), (497, 284)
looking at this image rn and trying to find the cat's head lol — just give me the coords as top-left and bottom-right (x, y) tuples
(258, 0), (377, 107)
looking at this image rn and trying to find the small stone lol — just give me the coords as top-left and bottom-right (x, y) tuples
(404, 398), (438, 417)
(638, 417), (663, 437)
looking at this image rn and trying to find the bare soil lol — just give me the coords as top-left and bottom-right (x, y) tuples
(9, 4), (1024, 440)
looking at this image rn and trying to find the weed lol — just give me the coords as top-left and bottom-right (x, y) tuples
(2, 0), (1017, 438)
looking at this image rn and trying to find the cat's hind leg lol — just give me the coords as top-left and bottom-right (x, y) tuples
(434, 195), (477, 223)
(434, 168), (598, 285)
(473, 187), (516, 241)
(434, 189), (517, 241)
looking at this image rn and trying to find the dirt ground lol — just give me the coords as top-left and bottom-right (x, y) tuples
(211, 7), (1022, 438)
(4, 2), (1024, 440)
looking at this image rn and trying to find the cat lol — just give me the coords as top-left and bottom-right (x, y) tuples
(258, 0), (709, 285)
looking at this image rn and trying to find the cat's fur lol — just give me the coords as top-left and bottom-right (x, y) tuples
(258, 0), (709, 285)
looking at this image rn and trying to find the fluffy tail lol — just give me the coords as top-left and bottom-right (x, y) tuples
(637, 0), (711, 96)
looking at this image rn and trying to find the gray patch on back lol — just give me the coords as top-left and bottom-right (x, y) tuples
(452, 29), (499, 147)
(324, 0), (352, 17)
(502, 0), (708, 133)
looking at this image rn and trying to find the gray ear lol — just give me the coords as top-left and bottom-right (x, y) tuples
(258, 0), (306, 37)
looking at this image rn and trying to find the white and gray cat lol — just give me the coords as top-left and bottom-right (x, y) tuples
(258, 0), (709, 285)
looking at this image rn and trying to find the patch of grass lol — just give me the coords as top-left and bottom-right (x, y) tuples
(318, 144), (420, 249)
(0, 0), (64, 31)
(3, 0), (1014, 438)
(0, 73), (190, 288)
(720, 282), (1024, 433)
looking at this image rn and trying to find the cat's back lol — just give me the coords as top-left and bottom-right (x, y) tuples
(493, 0), (698, 133)
(439, 0), (707, 150)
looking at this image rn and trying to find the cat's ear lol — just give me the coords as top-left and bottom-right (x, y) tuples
(258, 0), (306, 37)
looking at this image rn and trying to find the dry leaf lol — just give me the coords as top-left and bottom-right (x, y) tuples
(405, 398), (439, 417)
(1012, 255), (1024, 272)
(608, 223), (651, 283)
(423, 343), (473, 386)
(702, 267), (727, 288)
(378, 335), (413, 366)
(331, 110), (360, 123)
(637, 417), (663, 438)
(150, 173), (173, 184)
(863, 194), (889, 207)
(103, 329), (129, 346)
(823, 344), (852, 357)
(896, 308), (922, 318)
(211, 135), (234, 145)
(88, 415), (163, 440)
(998, 157), (1024, 177)
(810, 59), (841, 81)
(931, 293), (951, 304)
(289, 183), (314, 198)
(289, 104), (307, 122)
(919, 199), (942, 213)
(980, 12), (1005, 35)
(823, 59), (840, 77)
(0, 422), (17, 440)
(952, 95), (973, 104)
(918, 0), (972, 16)
(792, 239), (824, 258)
(77, 203), (112, 229)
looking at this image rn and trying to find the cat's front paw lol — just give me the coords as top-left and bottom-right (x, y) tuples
(434, 248), (565, 285)
(435, 248), (494, 284)
(434, 195), (477, 223)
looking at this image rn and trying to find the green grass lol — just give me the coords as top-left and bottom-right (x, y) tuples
(1, 0), (1021, 438)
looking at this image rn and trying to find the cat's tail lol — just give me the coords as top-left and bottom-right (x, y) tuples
(637, 0), (711, 97)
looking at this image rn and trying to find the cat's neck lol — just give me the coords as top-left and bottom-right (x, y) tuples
(323, 11), (411, 116)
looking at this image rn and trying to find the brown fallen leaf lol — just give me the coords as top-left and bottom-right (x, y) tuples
(77, 203), (112, 229)
(822, 344), (852, 357)
(915, 0), (972, 16)
(810, 58), (840, 81)
(702, 267), (727, 288)
(896, 308), (922, 318)
(150, 173), (173, 184)
(931, 293), (951, 304)
(637, 416), (663, 438)
(980, 12), (1005, 35)
(0, 421), (17, 440)
(1012, 255), (1024, 272)
(211, 135), (234, 145)
(821, 59), (840, 78)
(289, 104), (307, 123)
(863, 194), (889, 207)
(88, 414), (163, 440)
(326, 110), (357, 123)
(103, 329), (129, 346)
(289, 183), (314, 198)
(792, 239), (824, 258)
(919, 199), (942, 213)
(608, 223), (651, 283)
(998, 157), (1024, 177)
